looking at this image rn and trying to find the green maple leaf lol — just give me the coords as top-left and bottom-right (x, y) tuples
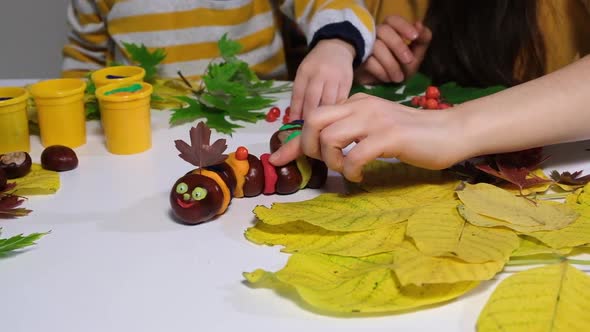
(438, 82), (504, 104)
(85, 101), (100, 120)
(218, 33), (242, 60)
(0, 229), (49, 256)
(170, 96), (242, 135)
(122, 42), (166, 82)
(203, 63), (248, 96)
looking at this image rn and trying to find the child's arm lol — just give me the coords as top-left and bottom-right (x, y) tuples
(281, 0), (376, 119)
(61, 0), (111, 78)
(272, 55), (590, 182)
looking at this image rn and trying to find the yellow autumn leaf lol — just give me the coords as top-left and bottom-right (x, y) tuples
(477, 263), (590, 332)
(458, 204), (569, 233)
(526, 201), (590, 248)
(391, 242), (506, 286)
(407, 200), (520, 263)
(245, 220), (406, 257)
(576, 184), (590, 205)
(357, 160), (460, 201)
(244, 252), (479, 314)
(457, 183), (578, 229)
(511, 237), (573, 257)
(7, 164), (60, 195)
(253, 193), (415, 232)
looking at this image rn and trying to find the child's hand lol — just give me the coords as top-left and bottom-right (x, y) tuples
(289, 39), (356, 120)
(271, 93), (467, 182)
(356, 17), (432, 85)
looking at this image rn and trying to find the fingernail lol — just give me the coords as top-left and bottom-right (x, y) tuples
(410, 32), (419, 40)
(402, 50), (414, 64)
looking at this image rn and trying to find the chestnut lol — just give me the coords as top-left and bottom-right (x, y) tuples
(243, 154), (264, 197)
(0, 152), (32, 179)
(206, 162), (237, 196)
(0, 168), (6, 190)
(41, 145), (78, 172)
(170, 173), (224, 225)
(276, 162), (303, 195)
(307, 158), (328, 189)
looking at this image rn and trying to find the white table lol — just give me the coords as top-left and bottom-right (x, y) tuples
(2, 79), (589, 332)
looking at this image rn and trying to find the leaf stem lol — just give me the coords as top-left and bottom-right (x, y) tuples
(507, 257), (590, 266)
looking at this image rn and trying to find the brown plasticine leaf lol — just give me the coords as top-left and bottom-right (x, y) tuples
(174, 121), (228, 168)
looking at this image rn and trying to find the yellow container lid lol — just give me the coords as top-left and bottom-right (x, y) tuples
(30, 79), (86, 99)
(0, 87), (29, 108)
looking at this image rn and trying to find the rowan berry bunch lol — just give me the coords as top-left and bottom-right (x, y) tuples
(410, 86), (452, 110)
(265, 106), (291, 124)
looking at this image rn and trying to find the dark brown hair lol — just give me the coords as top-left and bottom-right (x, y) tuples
(421, 0), (546, 87)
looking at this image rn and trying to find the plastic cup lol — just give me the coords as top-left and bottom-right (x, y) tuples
(91, 66), (146, 88)
(30, 79), (86, 148)
(96, 82), (153, 155)
(0, 87), (30, 153)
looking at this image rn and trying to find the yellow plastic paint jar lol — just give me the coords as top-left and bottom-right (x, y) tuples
(96, 82), (153, 155)
(30, 79), (86, 148)
(0, 87), (30, 153)
(91, 66), (146, 88)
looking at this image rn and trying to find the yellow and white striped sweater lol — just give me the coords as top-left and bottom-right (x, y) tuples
(63, 0), (375, 79)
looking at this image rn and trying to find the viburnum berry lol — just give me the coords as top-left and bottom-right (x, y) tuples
(411, 96), (421, 106)
(438, 103), (452, 109)
(235, 146), (249, 160)
(265, 112), (278, 122)
(285, 106), (291, 115)
(425, 86), (441, 99)
(282, 115), (290, 124)
(425, 98), (439, 110)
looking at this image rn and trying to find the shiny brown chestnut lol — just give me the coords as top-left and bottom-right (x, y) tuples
(0, 168), (6, 190)
(41, 145), (78, 172)
(170, 173), (224, 225)
(0, 152), (32, 179)
(307, 158), (328, 189)
(205, 162), (237, 196)
(276, 162), (303, 195)
(243, 154), (264, 197)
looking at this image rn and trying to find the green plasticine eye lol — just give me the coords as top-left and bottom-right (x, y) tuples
(176, 182), (188, 194)
(192, 187), (208, 201)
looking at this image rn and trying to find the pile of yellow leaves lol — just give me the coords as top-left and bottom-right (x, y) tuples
(244, 161), (590, 331)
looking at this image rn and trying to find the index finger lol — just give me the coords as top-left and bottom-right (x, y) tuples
(383, 15), (419, 41)
(300, 103), (355, 160)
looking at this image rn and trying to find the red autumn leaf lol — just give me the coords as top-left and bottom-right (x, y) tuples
(0, 194), (31, 218)
(550, 170), (590, 186)
(475, 162), (552, 192)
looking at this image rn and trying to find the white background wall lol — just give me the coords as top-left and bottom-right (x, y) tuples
(0, 0), (70, 78)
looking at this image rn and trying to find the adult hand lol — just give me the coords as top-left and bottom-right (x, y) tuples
(271, 93), (467, 182)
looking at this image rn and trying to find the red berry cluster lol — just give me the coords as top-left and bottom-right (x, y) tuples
(410, 86), (452, 110)
(266, 106), (292, 124)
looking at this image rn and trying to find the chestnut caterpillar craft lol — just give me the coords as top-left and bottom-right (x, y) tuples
(170, 121), (327, 224)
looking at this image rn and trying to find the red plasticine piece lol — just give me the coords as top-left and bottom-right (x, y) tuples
(260, 153), (278, 195)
